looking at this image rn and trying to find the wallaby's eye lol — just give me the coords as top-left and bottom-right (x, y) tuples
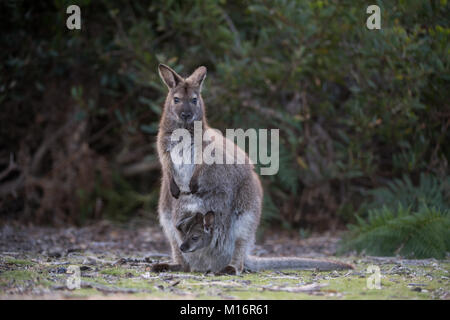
(191, 98), (197, 105)
(191, 236), (199, 241)
(174, 97), (180, 104)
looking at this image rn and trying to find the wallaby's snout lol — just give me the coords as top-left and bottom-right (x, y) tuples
(180, 242), (189, 252)
(180, 110), (193, 121)
(179, 104), (194, 123)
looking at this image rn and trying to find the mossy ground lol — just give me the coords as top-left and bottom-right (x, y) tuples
(1, 253), (448, 299)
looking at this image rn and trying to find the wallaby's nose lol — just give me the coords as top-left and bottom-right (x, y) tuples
(180, 111), (192, 121)
(180, 243), (188, 252)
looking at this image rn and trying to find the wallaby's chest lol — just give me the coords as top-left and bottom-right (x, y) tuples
(168, 137), (196, 192)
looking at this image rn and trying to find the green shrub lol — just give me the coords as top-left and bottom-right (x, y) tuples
(339, 205), (450, 259)
(364, 173), (450, 212)
(339, 174), (450, 258)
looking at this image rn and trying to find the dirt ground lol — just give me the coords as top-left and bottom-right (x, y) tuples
(0, 221), (449, 300)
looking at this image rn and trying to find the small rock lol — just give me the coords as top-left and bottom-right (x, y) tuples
(169, 280), (181, 287)
(407, 283), (426, 287)
(47, 248), (63, 258)
(114, 258), (127, 265)
(144, 257), (153, 263)
(57, 267), (66, 274)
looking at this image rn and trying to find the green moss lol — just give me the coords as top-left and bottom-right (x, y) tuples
(0, 270), (35, 282)
(69, 288), (103, 297)
(100, 267), (138, 277)
(1, 255), (448, 299)
(4, 258), (35, 266)
(0, 269), (54, 293)
(114, 278), (153, 290)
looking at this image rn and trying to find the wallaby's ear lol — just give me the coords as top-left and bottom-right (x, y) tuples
(176, 215), (193, 232)
(195, 212), (203, 224)
(186, 66), (207, 90)
(203, 211), (214, 233)
(175, 218), (185, 232)
(158, 64), (183, 89)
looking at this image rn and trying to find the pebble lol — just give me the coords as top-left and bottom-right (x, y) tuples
(56, 267), (66, 274)
(47, 248), (63, 258)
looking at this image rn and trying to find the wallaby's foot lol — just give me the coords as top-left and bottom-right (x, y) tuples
(170, 177), (180, 199)
(216, 265), (239, 275)
(151, 263), (184, 273)
(332, 261), (355, 271)
(150, 263), (171, 272)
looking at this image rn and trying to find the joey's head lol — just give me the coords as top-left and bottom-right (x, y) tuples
(158, 64), (207, 128)
(175, 211), (214, 253)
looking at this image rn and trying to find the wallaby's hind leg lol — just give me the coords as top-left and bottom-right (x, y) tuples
(151, 230), (186, 273)
(221, 207), (259, 275)
(157, 181), (188, 273)
(222, 174), (263, 275)
(219, 238), (247, 275)
(151, 263), (182, 272)
(216, 265), (238, 275)
(151, 262), (189, 272)
(170, 238), (185, 265)
(151, 239), (189, 273)
(169, 237), (189, 270)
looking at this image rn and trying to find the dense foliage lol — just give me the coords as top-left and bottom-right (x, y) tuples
(339, 174), (450, 258)
(1, 0), (449, 252)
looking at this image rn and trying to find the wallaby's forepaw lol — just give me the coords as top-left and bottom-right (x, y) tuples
(189, 177), (198, 194)
(170, 177), (180, 199)
(216, 265), (238, 276)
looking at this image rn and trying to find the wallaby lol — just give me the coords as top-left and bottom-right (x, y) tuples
(152, 63), (353, 274)
(174, 211), (353, 272)
(176, 211), (215, 254)
(152, 187), (237, 273)
(153, 63), (261, 274)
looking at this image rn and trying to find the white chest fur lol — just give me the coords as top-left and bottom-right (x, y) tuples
(168, 136), (196, 192)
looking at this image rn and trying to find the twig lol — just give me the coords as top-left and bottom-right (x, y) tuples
(0, 153), (19, 181)
(0, 153), (24, 197)
(122, 160), (160, 176)
(30, 116), (79, 175)
(240, 97), (287, 123)
(262, 282), (328, 293)
(221, 9), (242, 52)
(80, 281), (144, 294)
(84, 256), (116, 266)
(0, 174), (24, 197)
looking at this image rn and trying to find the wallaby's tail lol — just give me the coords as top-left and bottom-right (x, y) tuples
(244, 256), (354, 271)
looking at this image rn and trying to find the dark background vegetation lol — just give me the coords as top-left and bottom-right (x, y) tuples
(0, 0), (449, 258)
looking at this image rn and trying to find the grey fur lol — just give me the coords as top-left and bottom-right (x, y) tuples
(153, 64), (353, 274)
(244, 256), (353, 271)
